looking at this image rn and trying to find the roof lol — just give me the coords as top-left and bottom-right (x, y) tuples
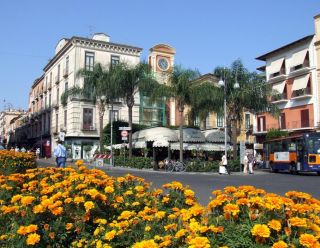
(44, 36), (143, 71)
(202, 129), (230, 143)
(255, 35), (314, 61)
(192, 73), (219, 85)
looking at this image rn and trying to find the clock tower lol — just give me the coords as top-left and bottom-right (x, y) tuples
(139, 44), (176, 126)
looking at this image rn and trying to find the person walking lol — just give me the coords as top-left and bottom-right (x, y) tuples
(243, 152), (249, 173)
(248, 152), (254, 174)
(54, 139), (67, 168)
(219, 154), (229, 175)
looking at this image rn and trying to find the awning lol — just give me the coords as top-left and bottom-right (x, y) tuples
(170, 142), (232, 151)
(132, 127), (178, 142)
(153, 139), (169, 147)
(202, 129), (230, 143)
(292, 74), (310, 91)
(105, 144), (127, 150)
(268, 58), (284, 75)
(291, 49), (307, 68)
(272, 81), (286, 94)
(133, 141), (146, 149)
(177, 128), (206, 142)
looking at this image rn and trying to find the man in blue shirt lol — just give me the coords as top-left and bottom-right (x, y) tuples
(53, 139), (67, 168)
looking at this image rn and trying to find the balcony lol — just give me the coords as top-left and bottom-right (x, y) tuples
(271, 93), (288, 104)
(289, 64), (310, 78)
(291, 88), (312, 100)
(268, 69), (286, 83)
(63, 68), (69, 78)
(82, 123), (97, 131)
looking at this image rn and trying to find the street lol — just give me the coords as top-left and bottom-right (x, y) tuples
(38, 159), (320, 206)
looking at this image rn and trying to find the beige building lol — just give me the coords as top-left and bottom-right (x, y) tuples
(42, 33), (142, 159)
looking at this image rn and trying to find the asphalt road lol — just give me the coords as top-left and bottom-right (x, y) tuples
(38, 159), (320, 206)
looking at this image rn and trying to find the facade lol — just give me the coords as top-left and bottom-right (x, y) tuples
(42, 33), (142, 159)
(255, 15), (320, 144)
(0, 109), (27, 147)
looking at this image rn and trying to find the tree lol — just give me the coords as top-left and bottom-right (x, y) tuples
(61, 63), (120, 152)
(148, 65), (202, 163)
(115, 62), (157, 158)
(212, 59), (278, 159)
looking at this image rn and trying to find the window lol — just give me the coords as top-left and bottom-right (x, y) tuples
(280, 113), (286, 129)
(50, 72), (52, 84)
(301, 109), (309, 127)
(194, 116), (200, 127)
(111, 55), (120, 66)
(44, 96), (47, 108)
(65, 56), (69, 73)
(64, 110), (67, 128)
(55, 113), (58, 133)
(56, 86), (59, 105)
(245, 113), (250, 129)
(257, 116), (266, 132)
(109, 110), (119, 122)
(83, 108), (93, 130)
(49, 93), (51, 107)
(45, 76), (48, 88)
(216, 113), (223, 127)
(48, 115), (51, 131)
(85, 52), (94, 71)
(65, 82), (68, 91)
(57, 64), (60, 81)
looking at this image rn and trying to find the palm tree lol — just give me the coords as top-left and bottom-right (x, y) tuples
(115, 62), (157, 158)
(212, 59), (278, 159)
(61, 63), (120, 153)
(148, 66), (201, 163)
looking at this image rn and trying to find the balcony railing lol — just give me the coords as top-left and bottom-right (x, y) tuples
(271, 93), (288, 103)
(82, 123), (97, 131)
(291, 88), (312, 99)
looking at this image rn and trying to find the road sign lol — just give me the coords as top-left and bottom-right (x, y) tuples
(95, 158), (104, 167)
(119, 127), (131, 131)
(59, 132), (65, 141)
(121, 130), (128, 137)
(122, 137), (128, 141)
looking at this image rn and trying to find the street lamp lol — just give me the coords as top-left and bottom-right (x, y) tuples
(218, 69), (239, 171)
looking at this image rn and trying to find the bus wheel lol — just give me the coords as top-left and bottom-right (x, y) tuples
(290, 164), (298, 175)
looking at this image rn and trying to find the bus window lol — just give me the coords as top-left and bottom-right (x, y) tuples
(307, 137), (320, 154)
(288, 142), (296, 151)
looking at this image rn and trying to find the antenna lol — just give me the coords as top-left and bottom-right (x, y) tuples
(88, 25), (95, 38)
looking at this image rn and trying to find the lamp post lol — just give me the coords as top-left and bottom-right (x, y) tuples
(218, 69), (239, 170)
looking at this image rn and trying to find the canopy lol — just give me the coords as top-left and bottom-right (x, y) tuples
(132, 127), (178, 142)
(268, 58), (284, 75)
(272, 81), (286, 94)
(153, 139), (169, 147)
(177, 128), (206, 142)
(291, 49), (307, 68)
(105, 143), (127, 150)
(202, 129), (230, 143)
(292, 74), (310, 91)
(170, 142), (232, 151)
(133, 141), (147, 149)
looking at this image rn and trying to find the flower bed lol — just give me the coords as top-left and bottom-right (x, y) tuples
(0, 150), (36, 175)
(0, 161), (319, 247)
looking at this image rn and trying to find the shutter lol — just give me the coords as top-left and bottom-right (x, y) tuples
(301, 110), (309, 127)
(281, 113), (286, 129)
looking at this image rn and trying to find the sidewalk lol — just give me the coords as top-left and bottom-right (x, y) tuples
(36, 158), (268, 176)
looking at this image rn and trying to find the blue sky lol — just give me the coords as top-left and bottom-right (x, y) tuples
(0, 0), (318, 110)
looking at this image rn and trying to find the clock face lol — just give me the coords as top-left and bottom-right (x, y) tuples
(158, 58), (169, 71)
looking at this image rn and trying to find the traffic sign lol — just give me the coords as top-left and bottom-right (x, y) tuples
(122, 137), (128, 141)
(121, 130), (128, 137)
(119, 127), (131, 131)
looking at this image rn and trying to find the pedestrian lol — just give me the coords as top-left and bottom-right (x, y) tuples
(54, 139), (67, 168)
(15, 146), (20, 152)
(243, 152), (249, 174)
(20, 147), (26, 153)
(248, 152), (254, 174)
(219, 154), (229, 175)
(36, 147), (41, 159)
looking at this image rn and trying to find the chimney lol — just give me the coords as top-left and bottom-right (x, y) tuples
(315, 14), (320, 42)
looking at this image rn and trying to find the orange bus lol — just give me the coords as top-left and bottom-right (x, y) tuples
(263, 132), (320, 175)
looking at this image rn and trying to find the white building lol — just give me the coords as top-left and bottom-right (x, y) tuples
(42, 33), (142, 159)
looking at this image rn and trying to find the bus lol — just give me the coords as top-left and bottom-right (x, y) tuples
(263, 132), (320, 175)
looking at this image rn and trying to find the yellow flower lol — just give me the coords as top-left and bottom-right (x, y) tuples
(118, 210), (135, 220)
(33, 204), (44, 214)
(84, 201), (95, 212)
(251, 224), (270, 238)
(26, 233), (40, 245)
(132, 239), (159, 248)
(187, 236), (210, 248)
(272, 240), (288, 248)
(223, 204), (240, 216)
(299, 233), (318, 248)
(104, 230), (116, 241)
(115, 196), (124, 203)
(21, 196), (36, 206)
(11, 194), (22, 203)
(184, 189), (195, 197)
(155, 211), (166, 219)
(145, 226), (151, 232)
(175, 229), (187, 239)
(268, 220), (282, 232)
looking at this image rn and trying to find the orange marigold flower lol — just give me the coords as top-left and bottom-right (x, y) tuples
(132, 239), (159, 248)
(187, 236), (210, 248)
(299, 233), (318, 248)
(268, 220), (282, 232)
(289, 217), (307, 228)
(184, 189), (195, 197)
(21, 196), (36, 206)
(118, 210), (135, 220)
(115, 196), (124, 203)
(84, 201), (95, 212)
(65, 223), (73, 230)
(43, 224), (49, 231)
(49, 232), (55, 239)
(26, 233), (40, 245)
(272, 240), (288, 248)
(223, 204), (240, 216)
(251, 224), (270, 238)
(104, 230), (116, 241)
